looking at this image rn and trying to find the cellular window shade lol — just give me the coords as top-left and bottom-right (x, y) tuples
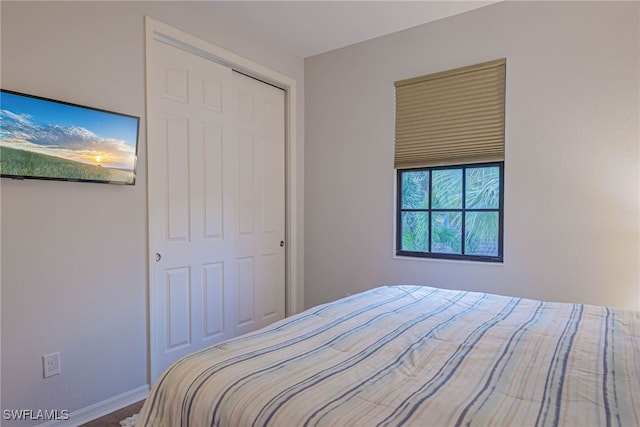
(394, 58), (506, 169)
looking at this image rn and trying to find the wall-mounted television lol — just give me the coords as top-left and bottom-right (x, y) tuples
(0, 89), (140, 185)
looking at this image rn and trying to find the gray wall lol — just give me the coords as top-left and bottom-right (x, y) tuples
(0, 2), (304, 425)
(2, 0), (639, 424)
(305, 1), (639, 309)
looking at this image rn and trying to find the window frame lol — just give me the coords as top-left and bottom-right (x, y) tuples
(396, 161), (504, 263)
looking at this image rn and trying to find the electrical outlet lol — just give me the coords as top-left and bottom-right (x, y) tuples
(43, 352), (61, 378)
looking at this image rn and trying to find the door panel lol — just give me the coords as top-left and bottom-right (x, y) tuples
(166, 116), (190, 241)
(203, 262), (224, 340)
(165, 267), (191, 350)
(236, 257), (256, 330)
(203, 124), (224, 239)
(148, 40), (285, 379)
(237, 131), (256, 236)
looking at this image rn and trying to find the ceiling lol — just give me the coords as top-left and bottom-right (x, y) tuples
(211, 1), (500, 58)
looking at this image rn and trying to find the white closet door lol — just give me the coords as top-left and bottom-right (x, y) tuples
(147, 40), (285, 380)
(231, 71), (286, 336)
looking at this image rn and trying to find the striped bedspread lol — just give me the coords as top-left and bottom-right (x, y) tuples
(137, 285), (640, 426)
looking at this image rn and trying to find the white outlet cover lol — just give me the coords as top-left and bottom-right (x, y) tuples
(43, 352), (61, 378)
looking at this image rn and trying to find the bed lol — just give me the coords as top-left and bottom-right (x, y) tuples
(137, 285), (640, 426)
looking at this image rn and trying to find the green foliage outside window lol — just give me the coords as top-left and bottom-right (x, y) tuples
(399, 163), (502, 261)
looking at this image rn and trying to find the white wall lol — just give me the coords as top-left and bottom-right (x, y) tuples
(0, 1), (304, 425)
(305, 1), (639, 310)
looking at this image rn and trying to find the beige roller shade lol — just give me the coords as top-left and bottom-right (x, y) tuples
(394, 58), (506, 169)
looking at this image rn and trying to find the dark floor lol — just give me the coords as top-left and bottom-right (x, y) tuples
(79, 400), (145, 427)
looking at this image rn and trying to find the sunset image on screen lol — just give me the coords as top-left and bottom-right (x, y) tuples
(0, 91), (139, 184)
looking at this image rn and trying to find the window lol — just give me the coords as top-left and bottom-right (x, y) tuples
(394, 58), (506, 262)
(397, 162), (503, 262)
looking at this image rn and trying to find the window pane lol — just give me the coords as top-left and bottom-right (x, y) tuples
(401, 170), (429, 209)
(396, 163), (502, 262)
(431, 212), (461, 254)
(432, 169), (462, 209)
(466, 167), (500, 209)
(401, 212), (429, 251)
(465, 212), (499, 256)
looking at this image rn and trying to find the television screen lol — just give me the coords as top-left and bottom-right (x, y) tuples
(0, 89), (140, 185)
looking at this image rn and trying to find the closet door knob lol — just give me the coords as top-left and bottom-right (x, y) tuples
(280, 241), (285, 247)
(156, 253), (162, 262)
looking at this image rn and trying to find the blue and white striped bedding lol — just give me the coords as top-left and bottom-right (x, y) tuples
(137, 285), (640, 426)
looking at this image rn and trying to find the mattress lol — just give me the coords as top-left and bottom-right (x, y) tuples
(137, 285), (640, 426)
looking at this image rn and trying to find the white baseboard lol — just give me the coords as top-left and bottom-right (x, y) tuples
(37, 385), (149, 427)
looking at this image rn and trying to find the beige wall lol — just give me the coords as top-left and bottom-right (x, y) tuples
(0, 2), (304, 425)
(305, 1), (639, 310)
